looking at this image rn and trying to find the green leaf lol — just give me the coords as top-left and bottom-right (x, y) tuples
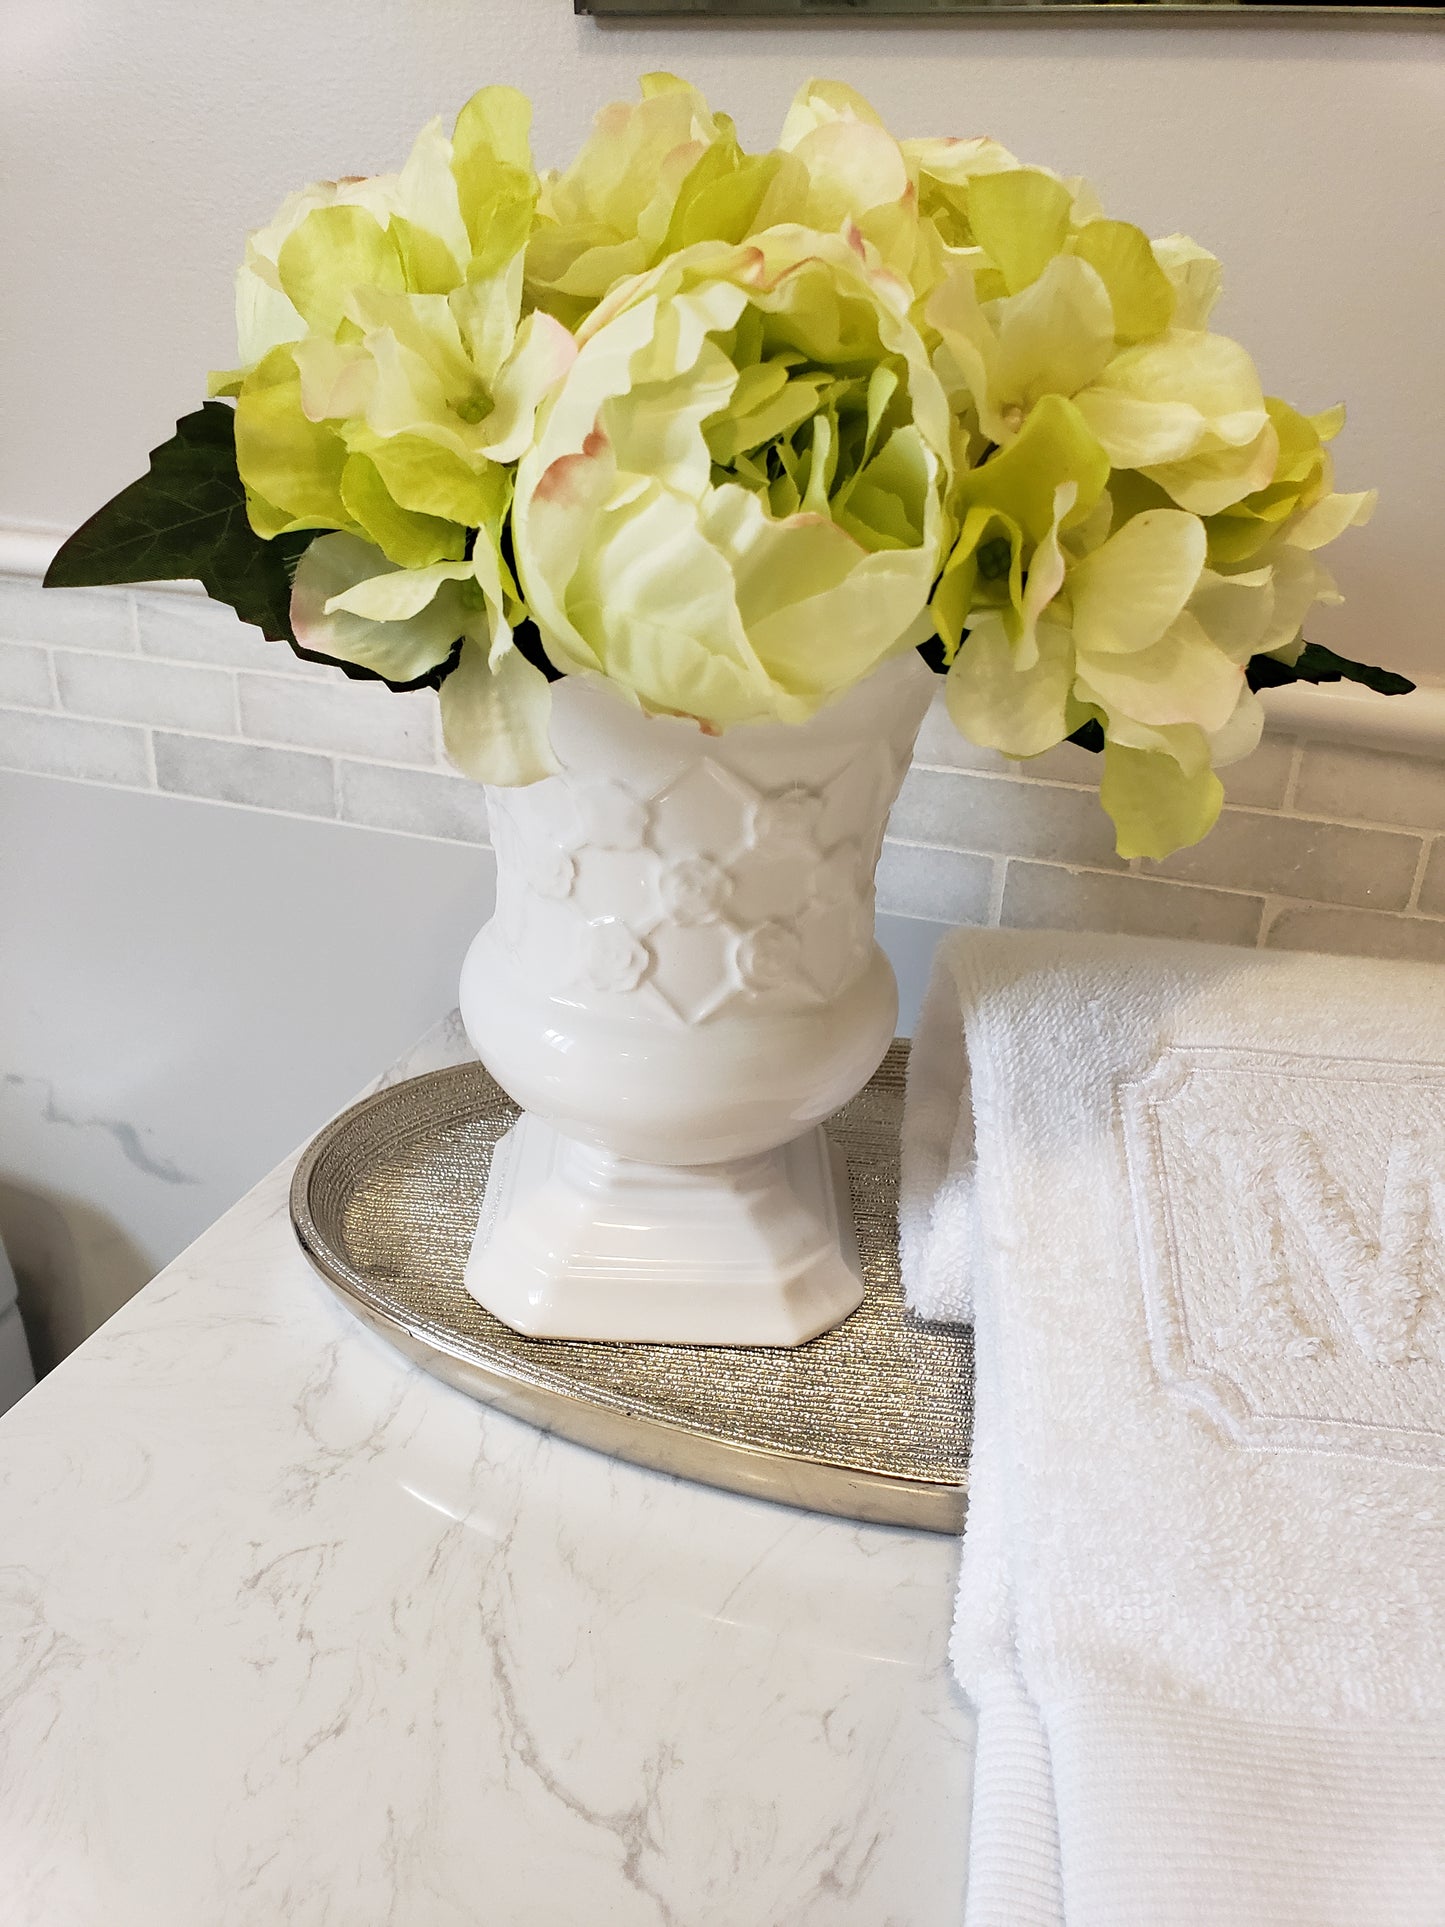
(1066, 717), (1106, 753)
(509, 615), (562, 685)
(44, 402), (308, 643)
(1247, 642), (1416, 699)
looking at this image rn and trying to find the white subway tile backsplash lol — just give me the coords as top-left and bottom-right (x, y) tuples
(1002, 862), (1264, 948)
(238, 672), (437, 766)
(1219, 736), (1296, 810)
(891, 766), (1123, 869)
(336, 761), (491, 844)
(0, 641), (54, 710)
(1264, 904), (1445, 965)
(876, 841), (994, 925)
(154, 733), (335, 817)
(135, 593), (330, 680)
(912, 691), (1101, 786)
(1145, 809), (1422, 911)
(1292, 741), (1445, 833)
(2, 576), (1443, 951)
(0, 578), (134, 653)
(0, 709), (150, 787)
(914, 691), (1300, 811)
(55, 650), (236, 736)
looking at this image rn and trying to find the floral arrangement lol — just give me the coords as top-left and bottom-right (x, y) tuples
(48, 77), (1409, 857)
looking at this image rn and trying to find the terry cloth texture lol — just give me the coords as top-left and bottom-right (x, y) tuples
(902, 927), (1445, 1927)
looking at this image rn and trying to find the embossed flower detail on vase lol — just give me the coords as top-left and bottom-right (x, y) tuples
(659, 855), (732, 926)
(750, 788), (823, 855)
(582, 919), (653, 995)
(736, 921), (809, 997)
(531, 846), (577, 901)
(814, 838), (864, 905)
(574, 779), (650, 851)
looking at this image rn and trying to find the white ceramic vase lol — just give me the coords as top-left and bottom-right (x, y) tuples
(459, 650), (934, 1346)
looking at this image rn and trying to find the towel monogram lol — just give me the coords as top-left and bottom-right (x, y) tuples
(1122, 1047), (1445, 1463)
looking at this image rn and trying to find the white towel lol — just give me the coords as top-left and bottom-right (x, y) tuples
(902, 927), (1445, 1927)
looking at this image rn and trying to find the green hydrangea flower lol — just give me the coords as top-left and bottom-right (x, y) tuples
(215, 86), (569, 784)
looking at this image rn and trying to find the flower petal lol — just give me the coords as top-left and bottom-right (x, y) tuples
(291, 534), (464, 682)
(324, 555), (475, 622)
(1073, 330), (1269, 469)
(945, 611), (1075, 758)
(440, 635), (558, 785)
(966, 168), (1074, 295)
(1069, 219), (1175, 343)
(1078, 617), (1244, 733)
(1099, 739), (1223, 859)
(479, 312), (579, 463)
(1069, 508), (1208, 656)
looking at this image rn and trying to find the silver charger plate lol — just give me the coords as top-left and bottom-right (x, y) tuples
(289, 1042), (972, 1532)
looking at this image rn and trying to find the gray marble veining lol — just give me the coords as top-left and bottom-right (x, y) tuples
(0, 1021), (974, 1925)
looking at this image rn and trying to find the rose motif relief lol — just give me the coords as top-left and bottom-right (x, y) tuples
(735, 921), (808, 996)
(659, 855), (732, 926)
(581, 919), (653, 995)
(751, 787), (823, 854)
(531, 846), (577, 901)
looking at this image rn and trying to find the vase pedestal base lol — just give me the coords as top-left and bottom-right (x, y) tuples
(464, 1113), (864, 1347)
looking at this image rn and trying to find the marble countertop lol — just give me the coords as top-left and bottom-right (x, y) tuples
(0, 1018), (973, 1926)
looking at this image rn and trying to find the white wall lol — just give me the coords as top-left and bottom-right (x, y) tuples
(2, 3), (1443, 681)
(0, 772), (494, 1370)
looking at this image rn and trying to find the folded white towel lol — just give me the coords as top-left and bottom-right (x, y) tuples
(903, 927), (1445, 1927)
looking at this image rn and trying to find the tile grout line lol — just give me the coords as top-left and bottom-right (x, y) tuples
(986, 856), (1008, 928)
(1281, 737), (1304, 811)
(900, 753), (1444, 840)
(46, 698), (243, 739)
(6, 670), (1442, 834)
(1, 752), (1441, 935)
(0, 761), (494, 849)
(109, 720), (466, 779)
(886, 832), (1445, 925)
(34, 631), (338, 685)
(1406, 833), (1434, 914)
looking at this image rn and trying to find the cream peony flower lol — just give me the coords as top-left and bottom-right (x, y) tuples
(512, 226), (952, 729)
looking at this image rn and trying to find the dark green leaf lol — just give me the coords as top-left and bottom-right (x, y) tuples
(44, 402), (309, 644)
(43, 401), (468, 691)
(1247, 642), (1416, 698)
(1065, 717), (1105, 753)
(510, 617), (562, 685)
(915, 626), (949, 676)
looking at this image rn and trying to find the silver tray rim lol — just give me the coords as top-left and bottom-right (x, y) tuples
(290, 1065), (967, 1536)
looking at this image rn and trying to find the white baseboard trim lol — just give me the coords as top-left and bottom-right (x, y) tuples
(1259, 678), (1445, 757)
(4, 521), (1440, 756)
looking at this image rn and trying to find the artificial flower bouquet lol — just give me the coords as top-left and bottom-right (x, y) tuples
(48, 77), (1409, 858)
